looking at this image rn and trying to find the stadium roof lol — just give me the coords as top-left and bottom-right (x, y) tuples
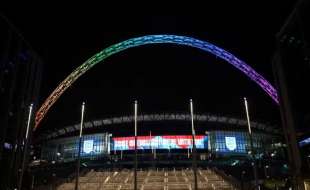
(43, 113), (280, 140)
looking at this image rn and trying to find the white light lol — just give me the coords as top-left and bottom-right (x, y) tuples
(190, 99), (196, 136)
(134, 100), (137, 137)
(83, 140), (94, 154)
(225, 137), (237, 151)
(79, 102), (85, 137)
(25, 103), (33, 139)
(244, 97), (252, 134)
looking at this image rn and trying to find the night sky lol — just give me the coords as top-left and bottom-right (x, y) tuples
(1, 2), (296, 134)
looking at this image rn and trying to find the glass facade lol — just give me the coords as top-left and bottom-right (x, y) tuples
(209, 131), (270, 154)
(41, 131), (275, 162)
(41, 133), (110, 162)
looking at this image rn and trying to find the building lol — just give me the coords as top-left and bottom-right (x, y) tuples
(272, 0), (310, 187)
(30, 113), (287, 189)
(37, 113), (284, 165)
(0, 15), (43, 190)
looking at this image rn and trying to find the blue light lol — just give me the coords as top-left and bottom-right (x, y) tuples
(299, 137), (310, 147)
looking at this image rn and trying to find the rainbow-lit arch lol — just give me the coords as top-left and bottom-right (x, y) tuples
(35, 35), (279, 129)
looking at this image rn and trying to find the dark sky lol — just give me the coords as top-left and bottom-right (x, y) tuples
(1, 2), (296, 133)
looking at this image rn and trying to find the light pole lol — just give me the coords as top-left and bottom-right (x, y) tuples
(134, 100), (138, 190)
(244, 97), (259, 190)
(74, 102), (85, 190)
(190, 99), (198, 190)
(18, 103), (33, 190)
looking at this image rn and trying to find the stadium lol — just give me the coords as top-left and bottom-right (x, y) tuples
(26, 33), (286, 189)
(29, 112), (288, 190)
(2, 4), (310, 190)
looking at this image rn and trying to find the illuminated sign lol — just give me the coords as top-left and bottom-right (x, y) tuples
(83, 140), (94, 153)
(112, 135), (208, 150)
(213, 131), (247, 153)
(225, 136), (237, 151)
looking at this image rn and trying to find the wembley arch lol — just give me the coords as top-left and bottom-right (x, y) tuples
(35, 35), (279, 129)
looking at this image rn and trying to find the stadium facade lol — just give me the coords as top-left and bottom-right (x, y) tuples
(38, 113), (284, 164)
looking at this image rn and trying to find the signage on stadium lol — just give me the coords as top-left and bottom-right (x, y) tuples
(112, 135), (208, 150)
(83, 140), (94, 153)
(225, 136), (237, 151)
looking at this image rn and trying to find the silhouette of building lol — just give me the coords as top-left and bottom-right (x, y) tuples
(273, 0), (310, 188)
(0, 15), (43, 190)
